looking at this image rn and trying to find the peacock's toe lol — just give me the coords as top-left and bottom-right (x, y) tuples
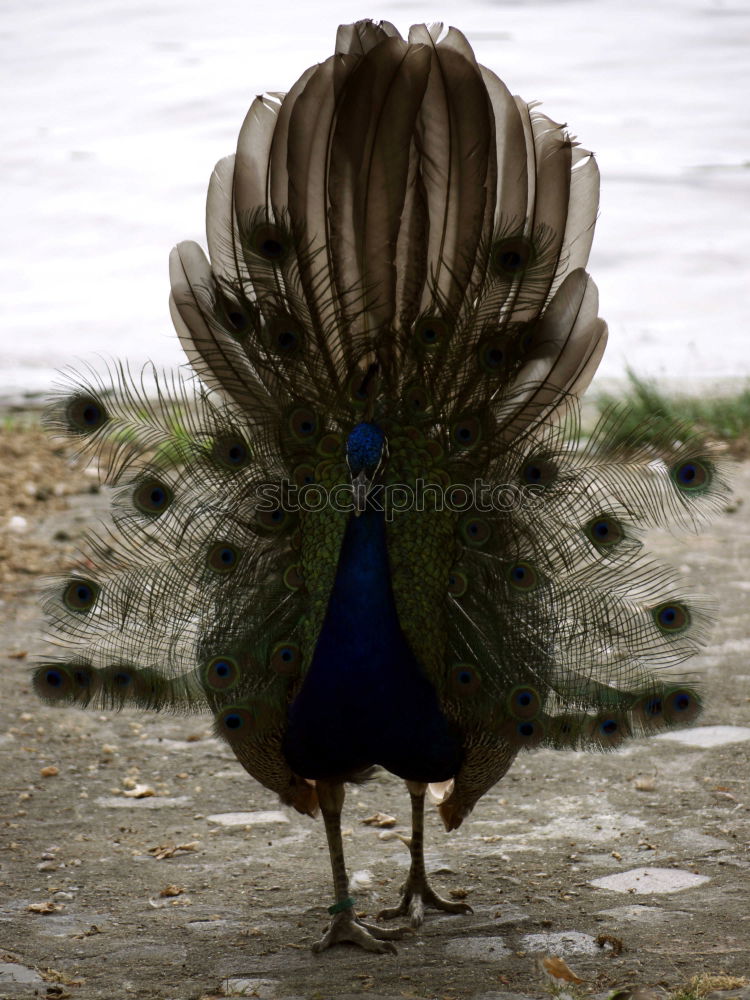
(378, 880), (473, 928)
(311, 909), (408, 954)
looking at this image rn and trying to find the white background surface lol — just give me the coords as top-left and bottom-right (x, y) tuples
(1, 0), (748, 401)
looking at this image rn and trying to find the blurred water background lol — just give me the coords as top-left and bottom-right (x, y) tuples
(1, 0), (748, 404)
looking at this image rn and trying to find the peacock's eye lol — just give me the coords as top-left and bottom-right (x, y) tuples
(266, 314), (304, 356)
(450, 663), (481, 695)
(133, 478), (173, 515)
(283, 564), (304, 591)
(288, 406), (318, 442)
(292, 463), (316, 487)
(671, 458), (710, 491)
(39, 666), (70, 694)
(477, 336), (509, 374)
(32, 663), (73, 703)
(34, 662), (98, 704)
(584, 515), (624, 547)
(663, 687), (701, 723)
(641, 696), (663, 719)
(451, 415), (482, 449)
(204, 655), (239, 691)
(112, 668), (134, 688)
(513, 322), (540, 360)
(216, 705), (253, 737)
(249, 222), (288, 261)
(652, 602), (690, 634)
(66, 395), (108, 434)
(212, 435), (252, 470)
(520, 457), (557, 487)
(72, 666), (94, 689)
(63, 579), (99, 612)
(490, 236), (534, 276)
(507, 686), (541, 720)
(499, 716), (546, 748)
(347, 364), (380, 409)
(206, 541), (240, 574)
(447, 570), (468, 597)
(227, 308), (248, 333)
(270, 642), (302, 676)
(257, 505), (289, 531)
(404, 384), (431, 416)
(414, 316), (449, 351)
(459, 516), (491, 547)
(350, 373), (368, 404)
(507, 562), (539, 592)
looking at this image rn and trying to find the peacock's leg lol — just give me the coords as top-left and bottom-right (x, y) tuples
(312, 780), (405, 954)
(378, 781), (473, 927)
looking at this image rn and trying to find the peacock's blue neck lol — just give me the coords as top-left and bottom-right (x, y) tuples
(326, 506), (396, 644)
(282, 505), (462, 782)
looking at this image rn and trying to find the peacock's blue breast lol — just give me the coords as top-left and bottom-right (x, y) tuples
(282, 505), (462, 782)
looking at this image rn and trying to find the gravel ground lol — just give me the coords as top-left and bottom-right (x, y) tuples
(1, 422), (749, 1000)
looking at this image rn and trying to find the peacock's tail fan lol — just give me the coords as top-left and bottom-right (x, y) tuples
(384, 398), (728, 826)
(166, 21), (607, 432)
(39, 359), (348, 799)
(35, 20), (725, 819)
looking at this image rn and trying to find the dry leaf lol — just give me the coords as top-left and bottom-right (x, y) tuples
(148, 841), (199, 860)
(361, 812), (396, 828)
(539, 954), (584, 984)
(159, 885), (184, 898)
(449, 888), (469, 900)
(40, 969), (85, 986)
(713, 790), (738, 802)
(123, 783), (155, 799)
(28, 901), (64, 914)
(40, 766), (59, 778)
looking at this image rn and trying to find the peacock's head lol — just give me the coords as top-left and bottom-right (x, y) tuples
(346, 421), (387, 480)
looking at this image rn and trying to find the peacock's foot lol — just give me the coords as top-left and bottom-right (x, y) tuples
(312, 908), (406, 954)
(378, 878), (473, 928)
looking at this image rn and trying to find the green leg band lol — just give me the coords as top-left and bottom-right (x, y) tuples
(328, 896), (356, 915)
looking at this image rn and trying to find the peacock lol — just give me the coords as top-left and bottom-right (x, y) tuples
(34, 19), (729, 954)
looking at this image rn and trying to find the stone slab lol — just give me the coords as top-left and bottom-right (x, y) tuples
(520, 930), (600, 955)
(656, 725), (750, 748)
(206, 810), (289, 826)
(590, 866), (710, 894)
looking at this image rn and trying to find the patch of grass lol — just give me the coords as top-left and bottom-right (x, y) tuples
(670, 972), (748, 1000)
(0, 408), (44, 433)
(595, 371), (750, 457)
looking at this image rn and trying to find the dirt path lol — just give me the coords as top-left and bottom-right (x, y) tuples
(1, 425), (749, 1000)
